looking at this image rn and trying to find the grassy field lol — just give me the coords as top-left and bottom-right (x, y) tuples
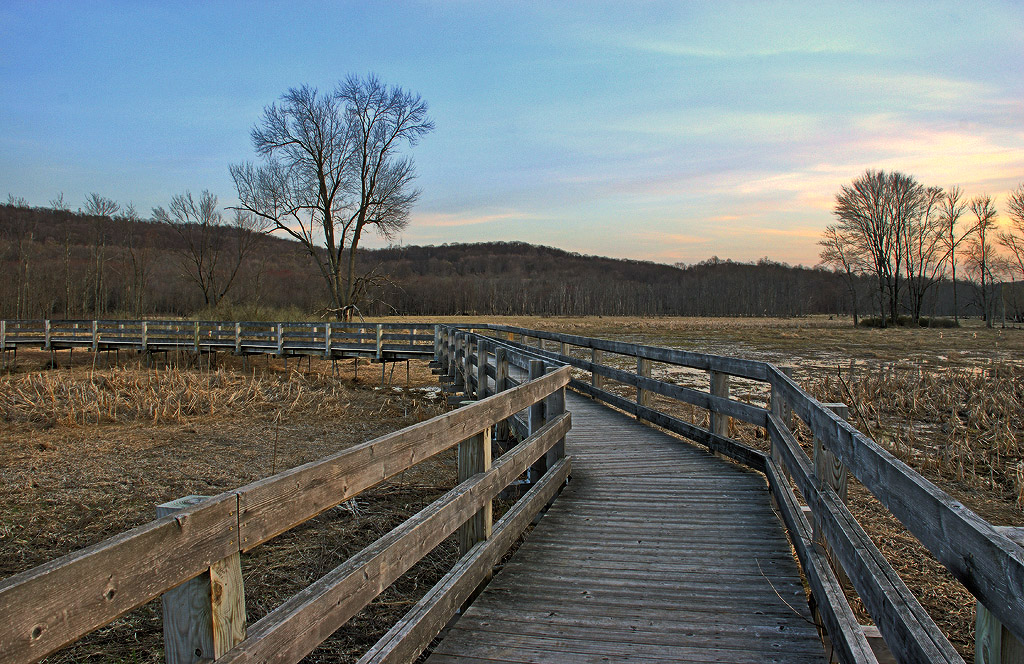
(2, 314), (1021, 660)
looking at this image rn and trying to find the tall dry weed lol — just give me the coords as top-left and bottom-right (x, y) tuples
(0, 365), (386, 426)
(809, 362), (1024, 505)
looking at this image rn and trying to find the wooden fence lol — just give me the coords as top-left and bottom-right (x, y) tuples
(437, 324), (1024, 664)
(0, 319), (438, 362)
(0, 364), (572, 664)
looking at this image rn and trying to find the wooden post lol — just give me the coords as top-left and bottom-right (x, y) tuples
(977, 527), (1024, 664)
(528, 360), (547, 482)
(323, 322), (332, 358)
(194, 321), (201, 353)
(1, 319), (6, 352)
(375, 324), (383, 360)
(770, 366), (795, 468)
(710, 370), (731, 437)
(477, 339), (488, 399)
(813, 403), (850, 586)
(234, 322), (242, 355)
(559, 341), (568, 357)
(44, 319), (52, 350)
(465, 337), (476, 398)
(433, 325), (441, 362)
(591, 348), (605, 389)
(157, 496), (246, 663)
(276, 323), (284, 357)
(544, 365), (566, 470)
(141, 321), (149, 352)
(457, 428), (492, 556)
(495, 347), (510, 443)
(91, 320), (99, 352)
(453, 334), (464, 390)
(636, 356), (653, 415)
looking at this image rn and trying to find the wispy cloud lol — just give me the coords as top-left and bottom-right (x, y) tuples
(410, 210), (540, 228)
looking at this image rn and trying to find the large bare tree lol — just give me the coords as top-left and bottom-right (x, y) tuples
(231, 74), (433, 319)
(938, 186), (971, 323)
(901, 185), (946, 323)
(153, 190), (265, 307)
(832, 169), (925, 326)
(82, 193), (119, 316)
(965, 195), (999, 327)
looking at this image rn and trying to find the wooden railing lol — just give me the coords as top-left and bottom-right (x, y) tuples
(0, 319), (438, 360)
(437, 324), (1024, 664)
(0, 364), (572, 664)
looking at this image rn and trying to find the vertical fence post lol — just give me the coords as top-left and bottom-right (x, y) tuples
(495, 347), (510, 444)
(528, 360), (547, 483)
(234, 322), (242, 355)
(770, 366), (795, 469)
(710, 370), (731, 437)
(559, 341), (568, 357)
(592, 348), (605, 389)
(91, 320), (98, 352)
(457, 427), (492, 556)
(157, 496), (246, 664)
(141, 321), (149, 352)
(477, 339), (488, 399)
(276, 323), (284, 357)
(465, 337), (476, 399)
(44, 319), (52, 350)
(324, 322), (332, 358)
(814, 403), (850, 584)
(544, 365), (566, 471)
(433, 325), (441, 362)
(976, 526), (1024, 664)
(375, 324), (383, 360)
(1, 319), (7, 352)
(453, 333), (465, 391)
(194, 321), (201, 353)
(636, 356), (652, 416)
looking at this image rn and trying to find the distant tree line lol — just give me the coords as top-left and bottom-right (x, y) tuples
(820, 170), (1024, 327)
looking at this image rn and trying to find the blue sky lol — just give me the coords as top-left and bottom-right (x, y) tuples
(2, 1), (1022, 266)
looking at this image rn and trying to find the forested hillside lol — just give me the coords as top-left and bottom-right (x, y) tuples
(0, 202), (957, 319)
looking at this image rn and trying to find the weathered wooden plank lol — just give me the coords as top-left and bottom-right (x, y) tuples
(216, 413), (570, 664)
(479, 324), (769, 379)
(763, 457), (877, 664)
(768, 364), (1024, 647)
(482, 334), (768, 426)
(766, 414), (962, 663)
(569, 379), (766, 470)
(236, 367), (571, 549)
(458, 428), (492, 556)
(0, 494), (239, 664)
(357, 458), (571, 664)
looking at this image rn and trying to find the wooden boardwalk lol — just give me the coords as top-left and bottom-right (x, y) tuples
(427, 393), (824, 663)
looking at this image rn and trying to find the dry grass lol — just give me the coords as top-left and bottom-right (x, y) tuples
(0, 351), (453, 663)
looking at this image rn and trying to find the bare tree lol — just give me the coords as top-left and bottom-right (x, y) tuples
(153, 191), (263, 307)
(902, 186), (946, 323)
(82, 193), (119, 316)
(938, 186), (971, 323)
(833, 169), (924, 326)
(998, 184), (1024, 279)
(818, 224), (866, 325)
(231, 74), (433, 319)
(966, 195), (999, 327)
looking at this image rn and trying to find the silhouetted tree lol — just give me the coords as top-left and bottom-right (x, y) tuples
(231, 74), (433, 319)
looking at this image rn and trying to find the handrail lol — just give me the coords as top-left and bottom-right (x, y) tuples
(436, 324), (1022, 664)
(0, 365), (572, 664)
(0, 318), (437, 360)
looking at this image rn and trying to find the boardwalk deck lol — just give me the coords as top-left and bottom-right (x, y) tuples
(427, 393), (824, 663)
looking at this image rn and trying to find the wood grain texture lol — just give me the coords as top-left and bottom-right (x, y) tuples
(0, 494), (239, 664)
(358, 458), (571, 664)
(236, 367), (570, 550)
(768, 364), (1024, 648)
(215, 413), (570, 664)
(425, 393), (823, 663)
